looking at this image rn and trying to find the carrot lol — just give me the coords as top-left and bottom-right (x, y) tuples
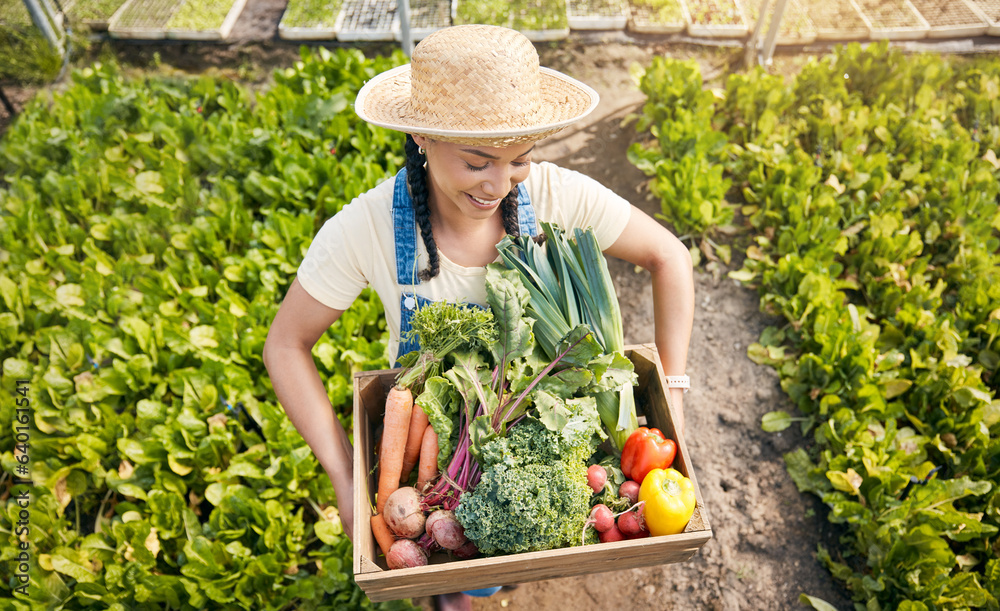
(370, 513), (396, 558)
(376, 385), (413, 514)
(399, 403), (430, 485)
(416, 424), (439, 490)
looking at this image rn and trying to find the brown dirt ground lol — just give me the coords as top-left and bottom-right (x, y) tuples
(1, 2), (856, 609)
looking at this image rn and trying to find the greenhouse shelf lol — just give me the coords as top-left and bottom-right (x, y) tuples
(568, 0), (629, 30)
(336, 0), (399, 41)
(686, 0), (748, 37)
(851, 0), (929, 40)
(407, 0), (451, 39)
(742, 0), (815, 45)
(277, 0), (342, 39)
(108, 0), (183, 39)
(453, 0), (569, 41)
(910, 0), (988, 38)
(810, 0), (870, 41)
(967, 0), (1000, 35)
(67, 0), (128, 31)
(627, 0), (690, 33)
(165, 0), (247, 40)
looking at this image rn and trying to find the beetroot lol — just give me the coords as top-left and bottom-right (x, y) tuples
(453, 540), (479, 559)
(386, 538), (429, 569)
(383, 486), (426, 539)
(426, 509), (467, 550)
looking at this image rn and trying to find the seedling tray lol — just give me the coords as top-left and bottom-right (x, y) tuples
(966, 0), (1000, 35)
(452, 0), (569, 40)
(627, 0), (690, 34)
(406, 0), (451, 40)
(164, 0), (247, 40)
(277, 0), (342, 39)
(743, 0), (816, 45)
(108, 0), (182, 39)
(910, 0), (988, 37)
(567, 0), (629, 30)
(336, 0), (399, 41)
(686, 0), (748, 37)
(810, 0), (870, 40)
(851, 0), (929, 39)
(67, 0), (128, 30)
(352, 344), (713, 602)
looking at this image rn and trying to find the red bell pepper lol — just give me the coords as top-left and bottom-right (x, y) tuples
(621, 427), (676, 484)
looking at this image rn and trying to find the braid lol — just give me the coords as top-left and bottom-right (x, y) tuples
(499, 190), (520, 237)
(406, 135), (441, 282)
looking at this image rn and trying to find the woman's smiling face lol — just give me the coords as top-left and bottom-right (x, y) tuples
(412, 135), (535, 220)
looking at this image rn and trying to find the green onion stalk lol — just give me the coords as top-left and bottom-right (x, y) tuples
(496, 223), (638, 451)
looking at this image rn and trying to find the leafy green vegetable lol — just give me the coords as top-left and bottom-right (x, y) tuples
(454, 418), (599, 556)
(633, 43), (1000, 609)
(495, 224), (638, 450)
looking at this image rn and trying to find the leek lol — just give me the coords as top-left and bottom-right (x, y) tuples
(495, 223), (638, 450)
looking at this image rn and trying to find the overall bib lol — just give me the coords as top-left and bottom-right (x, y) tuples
(392, 166), (539, 363)
(392, 166), (537, 596)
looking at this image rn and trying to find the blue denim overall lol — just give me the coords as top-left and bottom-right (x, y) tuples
(392, 166), (537, 597)
(393, 166), (539, 364)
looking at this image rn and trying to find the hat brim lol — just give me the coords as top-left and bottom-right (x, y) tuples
(355, 64), (600, 146)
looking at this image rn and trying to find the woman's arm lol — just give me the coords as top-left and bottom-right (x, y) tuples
(604, 205), (695, 433)
(262, 278), (355, 538)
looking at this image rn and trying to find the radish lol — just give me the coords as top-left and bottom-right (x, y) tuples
(386, 538), (429, 569)
(383, 486), (426, 539)
(619, 480), (640, 505)
(598, 524), (625, 543)
(617, 508), (646, 537)
(590, 504), (614, 533)
(586, 464), (608, 493)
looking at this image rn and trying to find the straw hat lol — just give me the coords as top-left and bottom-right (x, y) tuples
(354, 25), (599, 146)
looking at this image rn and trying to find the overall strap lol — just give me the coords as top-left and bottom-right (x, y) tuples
(515, 183), (538, 237)
(392, 167), (420, 285)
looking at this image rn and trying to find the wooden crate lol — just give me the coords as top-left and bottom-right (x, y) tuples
(352, 344), (713, 602)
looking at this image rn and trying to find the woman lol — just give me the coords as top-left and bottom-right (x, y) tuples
(263, 24), (694, 611)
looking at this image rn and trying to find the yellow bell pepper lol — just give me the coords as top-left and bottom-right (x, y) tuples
(638, 468), (696, 536)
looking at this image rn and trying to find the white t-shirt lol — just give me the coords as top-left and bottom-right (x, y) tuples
(297, 161), (632, 361)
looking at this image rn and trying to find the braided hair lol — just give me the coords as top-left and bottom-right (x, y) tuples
(405, 135), (522, 281)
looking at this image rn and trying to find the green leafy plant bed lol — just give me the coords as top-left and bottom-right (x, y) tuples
(107, 0), (182, 39)
(277, 0), (342, 40)
(742, 0), (816, 45)
(809, 0), (870, 40)
(336, 0), (398, 41)
(910, 0), (989, 37)
(567, 0), (628, 30)
(627, 0), (689, 33)
(0, 46), (417, 610)
(967, 0), (1000, 34)
(852, 0), (929, 39)
(408, 0), (451, 40)
(685, 0), (747, 37)
(164, 0), (247, 40)
(67, 0), (128, 31)
(632, 42), (1000, 611)
(453, 0), (569, 40)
